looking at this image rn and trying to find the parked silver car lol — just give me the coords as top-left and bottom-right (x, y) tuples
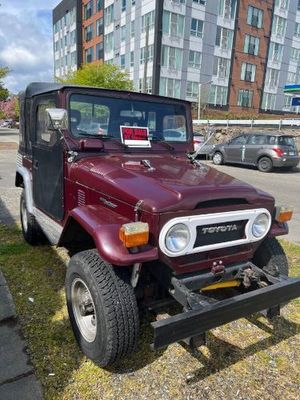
(211, 132), (300, 172)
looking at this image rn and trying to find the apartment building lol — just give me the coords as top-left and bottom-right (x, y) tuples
(82, 0), (104, 64)
(53, 0), (300, 113)
(53, 0), (82, 78)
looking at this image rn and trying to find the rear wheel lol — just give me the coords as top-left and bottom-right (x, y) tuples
(212, 152), (224, 165)
(20, 190), (42, 245)
(258, 157), (272, 173)
(65, 249), (139, 366)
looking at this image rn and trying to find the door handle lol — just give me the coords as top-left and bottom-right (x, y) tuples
(33, 160), (39, 169)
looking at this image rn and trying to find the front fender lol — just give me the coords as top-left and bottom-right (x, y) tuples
(59, 205), (158, 266)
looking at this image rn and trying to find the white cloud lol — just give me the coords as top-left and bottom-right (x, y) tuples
(0, 1), (61, 94)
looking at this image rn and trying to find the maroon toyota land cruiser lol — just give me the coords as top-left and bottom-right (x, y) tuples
(16, 83), (300, 366)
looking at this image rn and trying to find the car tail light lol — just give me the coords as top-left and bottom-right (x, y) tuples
(119, 222), (149, 248)
(272, 148), (284, 158)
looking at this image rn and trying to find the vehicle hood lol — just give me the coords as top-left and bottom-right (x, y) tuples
(69, 153), (274, 213)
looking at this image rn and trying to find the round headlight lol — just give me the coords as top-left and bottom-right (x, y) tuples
(252, 213), (270, 238)
(165, 223), (190, 253)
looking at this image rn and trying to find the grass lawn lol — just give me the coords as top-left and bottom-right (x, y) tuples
(0, 224), (299, 400)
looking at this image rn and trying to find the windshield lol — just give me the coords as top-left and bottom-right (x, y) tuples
(69, 93), (188, 143)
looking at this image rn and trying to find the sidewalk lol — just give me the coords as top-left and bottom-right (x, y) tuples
(0, 270), (43, 399)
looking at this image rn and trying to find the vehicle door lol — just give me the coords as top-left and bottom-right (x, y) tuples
(244, 134), (267, 164)
(224, 135), (247, 163)
(32, 95), (64, 220)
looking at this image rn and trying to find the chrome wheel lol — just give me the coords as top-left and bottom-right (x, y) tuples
(71, 278), (97, 343)
(213, 152), (223, 165)
(21, 198), (28, 233)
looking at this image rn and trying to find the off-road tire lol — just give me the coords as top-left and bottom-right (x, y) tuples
(65, 249), (139, 366)
(253, 238), (289, 277)
(20, 190), (42, 245)
(257, 156), (273, 173)
(212, 151), (224, 165)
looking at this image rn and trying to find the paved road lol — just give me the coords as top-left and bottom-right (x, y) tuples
(203, 161), (300, 244)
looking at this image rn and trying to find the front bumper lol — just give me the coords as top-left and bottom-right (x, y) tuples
(151, 269), (300, 349)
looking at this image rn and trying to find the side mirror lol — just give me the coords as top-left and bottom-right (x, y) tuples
(46, 108), (68, 131)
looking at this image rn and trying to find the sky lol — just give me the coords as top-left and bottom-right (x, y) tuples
(0, 0), (61, 94)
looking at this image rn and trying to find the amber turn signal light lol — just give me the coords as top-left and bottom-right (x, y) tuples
(119, 222), (149, 248)
(275, 206), (293, 223)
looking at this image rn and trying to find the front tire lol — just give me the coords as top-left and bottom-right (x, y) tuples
(212, 151), (224, 165)
(20, 190), (42, 245)
(65, 250), (139, 366)
(253, 238), (289, 278)
(258, 157), (272, 173)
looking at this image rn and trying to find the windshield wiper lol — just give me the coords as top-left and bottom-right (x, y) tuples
(151, 136), (175, 151)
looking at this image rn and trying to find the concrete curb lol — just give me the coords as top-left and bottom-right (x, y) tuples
(0, 270), (43, 399)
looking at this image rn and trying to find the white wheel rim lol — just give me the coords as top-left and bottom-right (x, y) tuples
(21, 199), (28, 233)
(71, 278), (97, 342)
(214, 153), (222, 164)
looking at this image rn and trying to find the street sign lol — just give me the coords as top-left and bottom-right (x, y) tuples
(284, 84), (300, 93)
(292, 97), (300, 106)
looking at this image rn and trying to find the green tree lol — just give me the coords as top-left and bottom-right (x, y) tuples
(0, 66), (9, 101)
(58, 63), (133, 91)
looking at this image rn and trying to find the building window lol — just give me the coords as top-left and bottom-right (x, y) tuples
(287, 71), (296, 83)
(130, 51), (134, 67)
(70, 30), (76, 46)
(104, 4), (114, 26)
(85, 47), (94, 63)
(272, 15), (286, 36)
(265, 68), (279, 88)
(159, 78), (181, 98)
(139, 77), (152, 94)
(283, 94), (292, 109)
(85, 24), (93, 42)
(186, 81), (199, 99)
(96, 18), (103, 36)
(291, 47), (300, 62)
(298, 0), (300, 11)
(71, 51), (77, 66)
(141, 11), (155, 32)
(84, 0), (93, 20)
(121, 25), (126, 42)
(295, 23), (300, 38)
(120, 54), (125, 68)
(247, 6), (263, 28)
(122, 0), (126, 12)
(140, 45), (154, 64)
(188, 50), (201, 69)
(241, 63), (256, 82)
(213, 57), (230, 79)
(268, 42), (283, 62)
(104, 32), (114, 52)
(215, 26), (233, 50)
(163, 11), (185, 37)
(193, 0), (206, 5)
(262, 93), (276, 111)
(131, 20), (135, 38)
(219, 0), (237, 20)
(208, 85), (228, 106)
(275, 0), (289, 9)
(96, 0), (103, 12)
(96, 42), (103, 60)
(162, 45), (183, 70)
(191, 18), (204, 38)
(237, 89), (253, 107)
(244, 34), (259, 56)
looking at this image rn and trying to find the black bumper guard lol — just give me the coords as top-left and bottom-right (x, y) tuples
(151, 264), (300, 350)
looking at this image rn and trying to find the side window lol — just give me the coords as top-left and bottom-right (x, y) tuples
(231, 135), (247, 145)
(249, 135), (266, 145)
(267, 136), (276, 145)
(36, 101), (56, 144)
